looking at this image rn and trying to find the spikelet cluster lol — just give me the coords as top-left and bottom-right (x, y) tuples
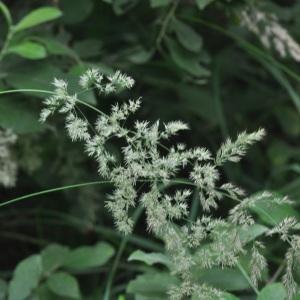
(40, 68), (300, 299)
(0, 128), (17, 187)
(241, 7), (300, 62)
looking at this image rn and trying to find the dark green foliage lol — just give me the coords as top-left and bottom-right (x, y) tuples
(1, 0), (300, 299)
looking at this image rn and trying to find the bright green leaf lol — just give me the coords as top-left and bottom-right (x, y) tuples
(8, 41), (47, 60)
(15, 7), (62, 32)
(257, 283), (286, 300)
(63, 242), (115, 271)
(47, 272), (80, 299)
(128, 250), (172, 268)
(8, 255), (42, 300)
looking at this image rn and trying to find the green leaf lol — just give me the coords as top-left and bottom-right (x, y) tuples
(32, 36), (79, 60)
(150, 0), (171, 8)
(166, 38), (210, 77)
(63, 242), (115, 271)
(47, 272), (80, 299)
(195, 0), (215, 10)
(173, 19), (203, 52)
(0, 279), (7, 300)
(127, 272), (179, 298)
(251, 192), (299, 225)
(257, 283), (286, 300)
(8, 255), (42, 300)
(8, 41), (47, 60)
(194, 268), (250, 291)
(239, 224), (268, 244)
(127, 46), (154, 64)
(128, 250), (172, 268)
(41, 244), (70, 273)
(0, 97), (43, 133)
(15, 7), (62, 32)
(5, 62), (96, 104)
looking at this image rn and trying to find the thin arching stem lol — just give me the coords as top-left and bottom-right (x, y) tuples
(0, 181), (111, 208)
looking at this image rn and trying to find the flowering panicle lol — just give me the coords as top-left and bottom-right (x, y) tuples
(267, 217), (300, 241)
(40, 68), (300, 299)
(250, 241), (267, 287)
(241, 7), (300, 62)
(216, 129), (265, 165)
(0, 129), (17, 187)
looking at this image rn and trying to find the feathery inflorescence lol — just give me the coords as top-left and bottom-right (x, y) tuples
(40, 68), (300, 299)
(0, 128), (17, 187)
(241, 6), (300, 61)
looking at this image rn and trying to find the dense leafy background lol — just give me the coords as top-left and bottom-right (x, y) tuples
(1, 0), (300, 299)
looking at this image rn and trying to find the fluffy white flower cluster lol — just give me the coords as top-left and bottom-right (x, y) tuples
(40, 68), (300, 299)
(241, 7), (300, 61)
(0, 129), (17, 187)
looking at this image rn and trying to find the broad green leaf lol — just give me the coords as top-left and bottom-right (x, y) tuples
(8, 41), (47, 60)
(195, 268), (250, 291)
(127, 272), (179, 298)
(41, 244), (70, 273)
(8, 255), (42, 300)
(166, 38), (210, 77)
(0, 279), (7, 300)
(150, 0), (171, 8)
(195, 0), (215, 10)
(239, 224), (268, 244)
(63, 242), (114, 271)
(15, 7), (62, 32)
(0, 97), (43, 133)
(173, 19), (203, 52)
(47, 272), (80, 299)
(257, 283), (286, 300)
(128, 250), (172, 268)
(251, 192), (299, 225)
(60, 0), (93, 24)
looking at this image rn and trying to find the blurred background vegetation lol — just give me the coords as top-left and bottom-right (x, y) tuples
(1, 0), (300, 299)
